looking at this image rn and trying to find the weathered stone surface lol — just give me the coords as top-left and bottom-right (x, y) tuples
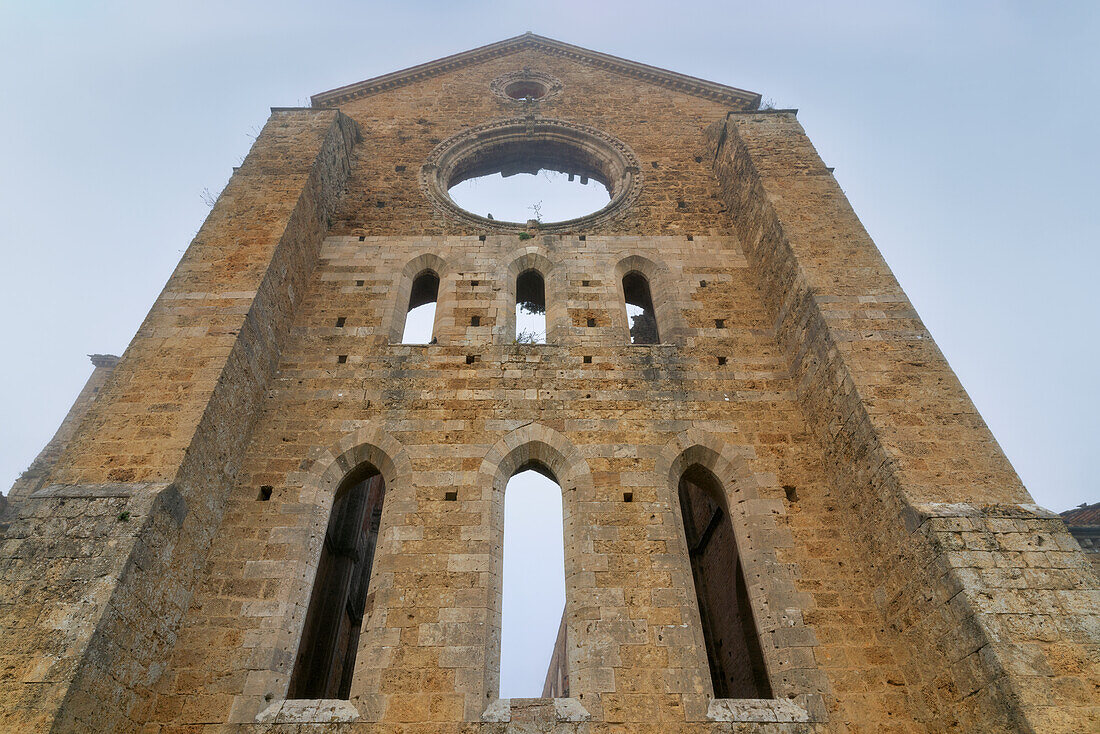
(0, 107), (358, 733)
(1, 33), (1095, 734)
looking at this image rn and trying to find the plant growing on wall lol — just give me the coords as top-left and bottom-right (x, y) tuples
(514, 328), (542, 344)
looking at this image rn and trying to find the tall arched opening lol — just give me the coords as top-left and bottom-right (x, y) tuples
(500, 463), (566, 697)
(515, 270), (547, 343)
(402, 270), (440, 343)
(288, 466), (387, 700)
(677, 464), (771, 699)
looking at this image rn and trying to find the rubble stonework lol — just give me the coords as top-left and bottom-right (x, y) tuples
(0, 33), (1096, 733)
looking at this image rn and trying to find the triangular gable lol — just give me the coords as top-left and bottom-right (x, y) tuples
(311, 32), (760, 109)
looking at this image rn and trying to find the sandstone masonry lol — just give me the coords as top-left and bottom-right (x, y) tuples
(1, 33), (1096, 734)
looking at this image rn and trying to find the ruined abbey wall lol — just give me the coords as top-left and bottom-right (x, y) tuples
(1, 36), (1095, 734)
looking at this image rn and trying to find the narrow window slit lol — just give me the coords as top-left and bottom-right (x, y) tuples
(515, 270), (546, 343)
(402, 270), (439, 344)
(445, 491), (458, 501)
(337, 355), (347, 364)
(335, 316), (346, 328)
(258, 486), (273, 501)
(623, 271), (659, 344)
(678, 465), (772, 699)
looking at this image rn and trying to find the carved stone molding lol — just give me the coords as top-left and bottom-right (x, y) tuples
(312, 33), (760, 109)
(419, 116), (642, 233)
(489, 69), (564, 104)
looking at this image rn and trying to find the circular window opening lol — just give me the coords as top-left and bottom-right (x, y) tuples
(490, 71), (563, 105)
(449, 168), (610, 223)
(503, 80), (549, 101)
(421, 119), (642, 232)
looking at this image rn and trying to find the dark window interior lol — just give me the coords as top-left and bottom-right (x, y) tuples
(516, 270), (545, 313)
(288, 471), (386, 700)
(678, 465), (772, 699)
(408, 271), (439, 311)
(504, 80), (548, 100)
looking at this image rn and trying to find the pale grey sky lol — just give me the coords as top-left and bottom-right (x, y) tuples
(501, 469), (566, 697)
(1, 0), (1098, 691)
(450, 170), (610, 224)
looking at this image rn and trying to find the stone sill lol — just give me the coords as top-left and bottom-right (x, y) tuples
(252, 696), (819, 725)
(482, 697), (590, 723)
(386, 343), (677, 350)
(706, 696), (823, 723)
(256, 698), (359, 724)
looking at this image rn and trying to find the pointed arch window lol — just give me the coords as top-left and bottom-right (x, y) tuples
(622, 271), (659, 344)
(288, 471), (386, 700)
(515, 270), (547, 343)
(678, 465), (771, 699)
(500, 464), (565, 697)
(402, 270), (439, 343)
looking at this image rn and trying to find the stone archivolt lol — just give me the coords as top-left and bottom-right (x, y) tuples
(489, 69), (564, 104)
(419, 115), (642, 232)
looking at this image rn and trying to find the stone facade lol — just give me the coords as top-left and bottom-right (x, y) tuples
(0, 33), (1096, 733)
